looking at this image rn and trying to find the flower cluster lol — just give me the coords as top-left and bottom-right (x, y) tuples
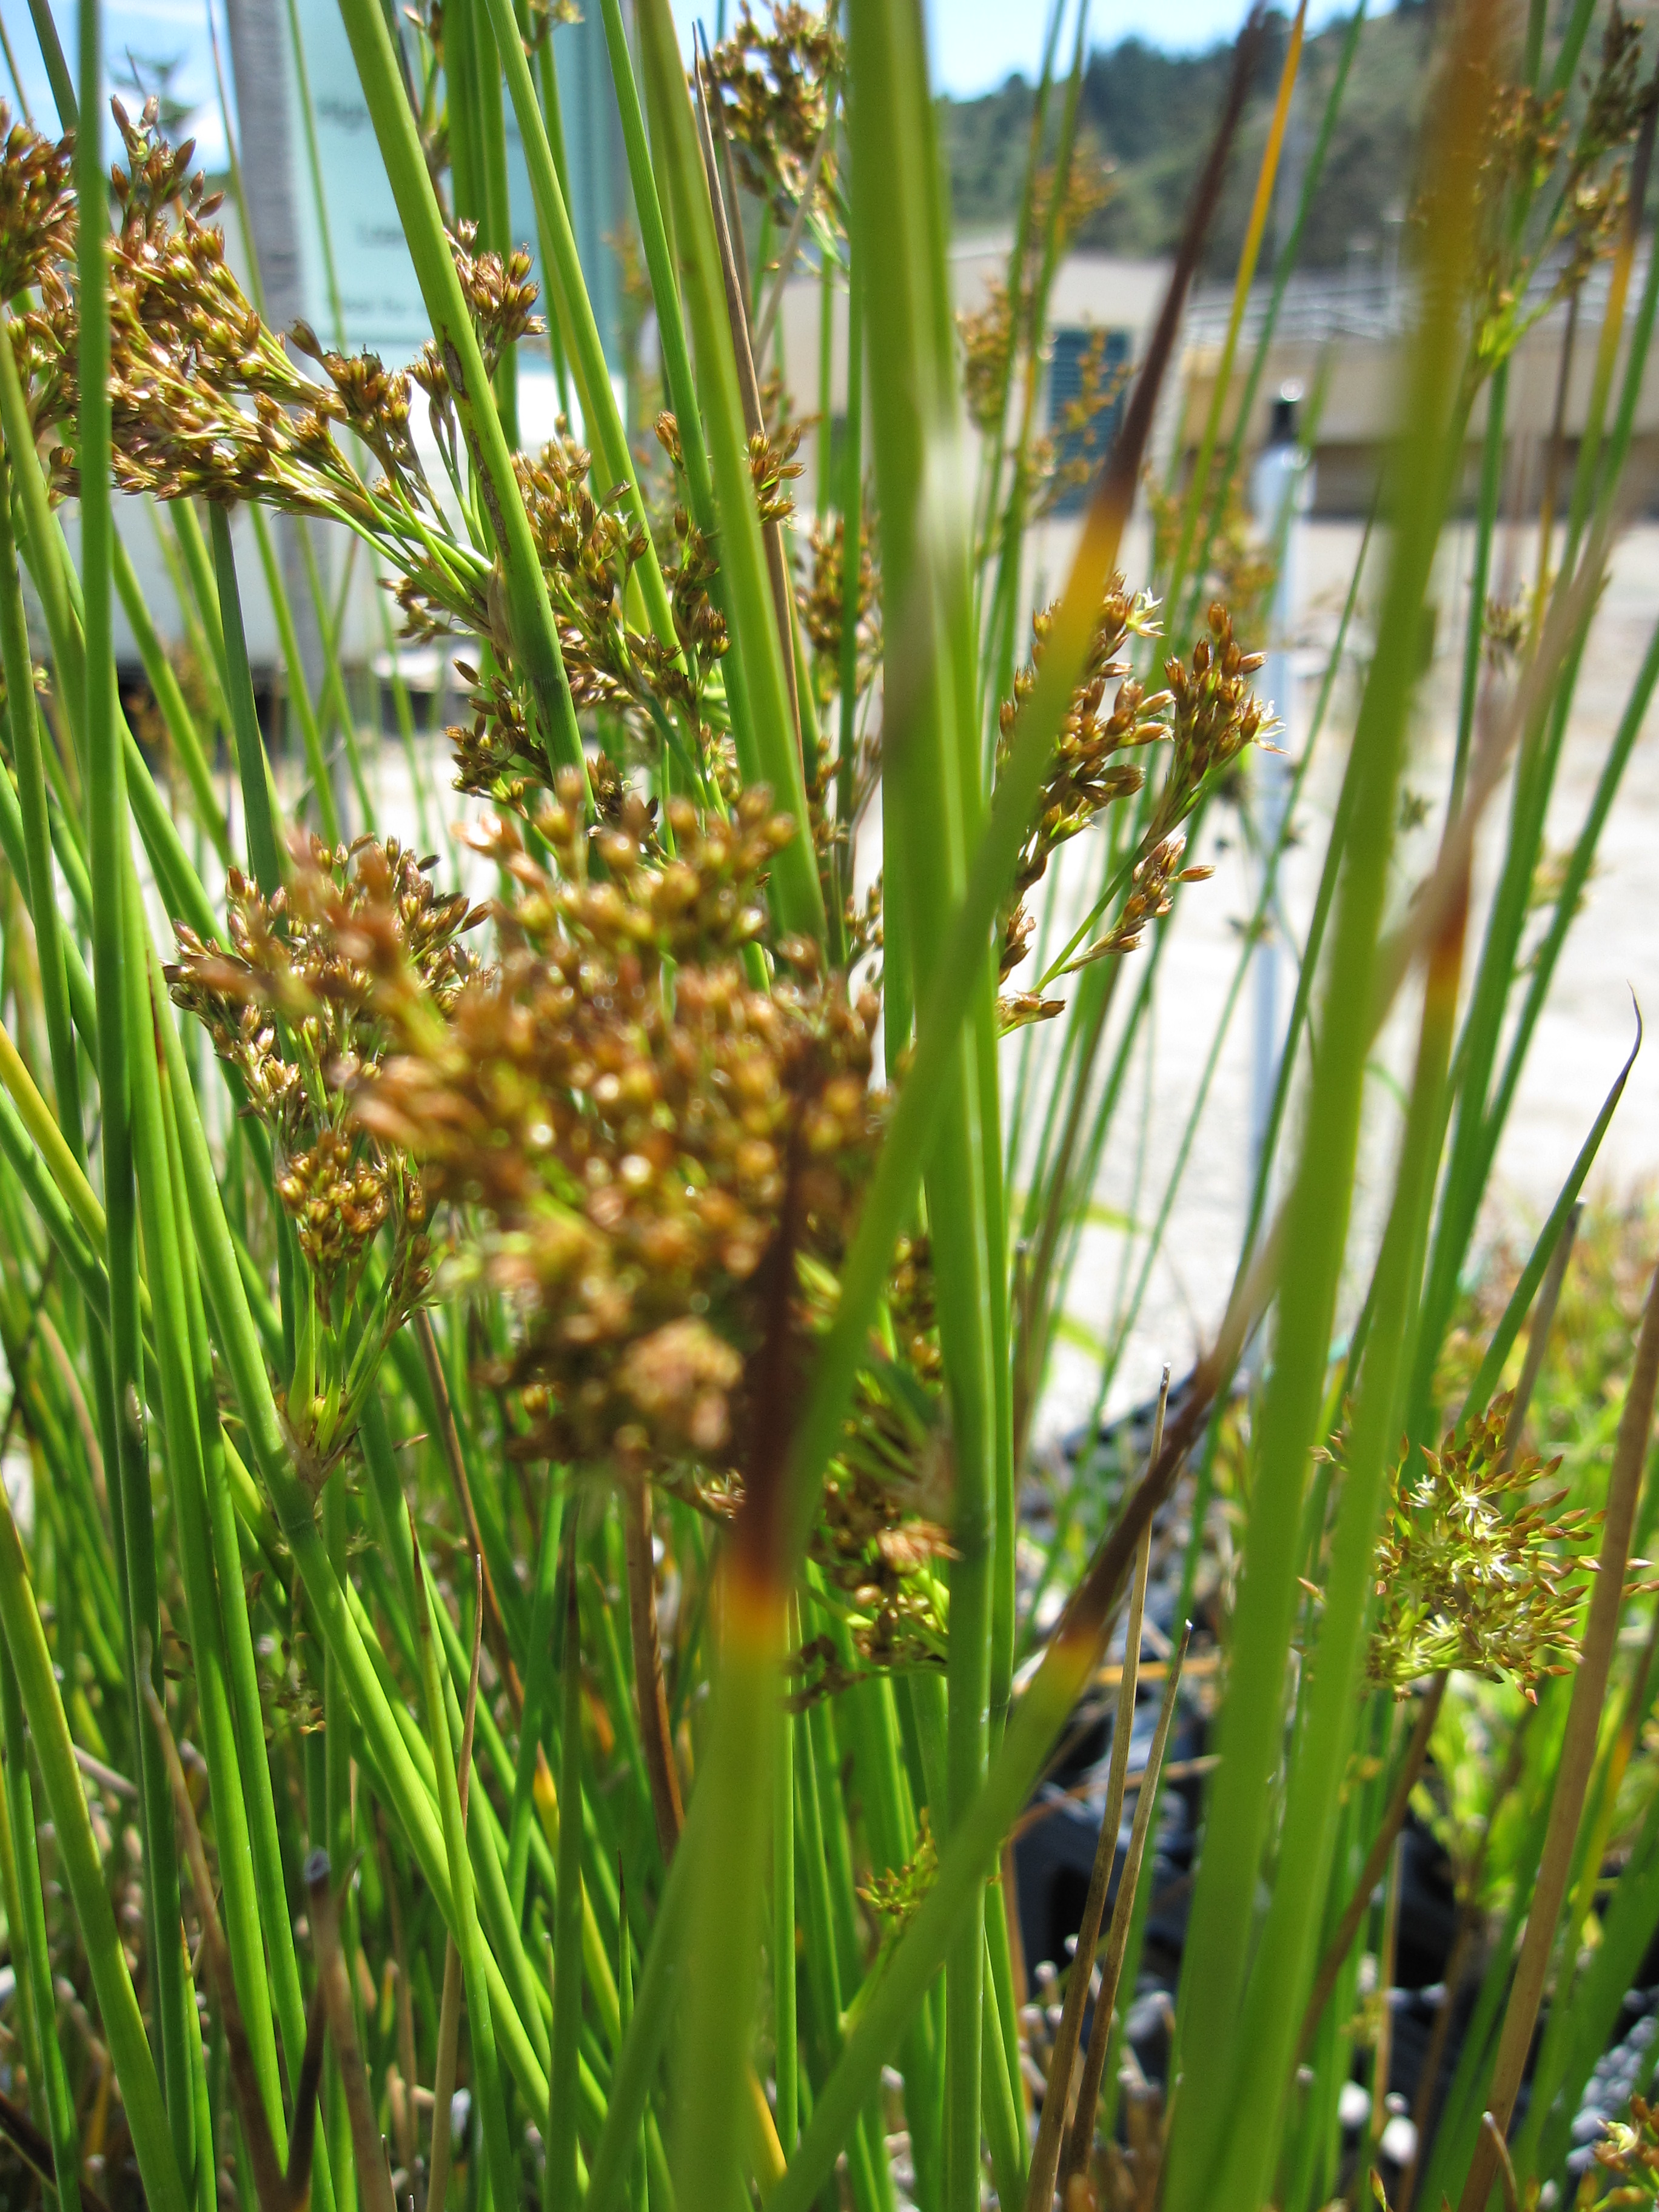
(411, 221), (544, 412)
(959, 280), (1014, 437)
(1145, 466), (1278, 635)
(0, 106), (72, 308)
(1034, 327), (1131, 518)
(1357, 1396), (1604, 1697)
(339, 776), (953, 1657)
(856, 1809), (938, 1936)
(1064, 831), (1212, 974)
(957, 150), (1111, 441)
(1467, 8), (1656, 374)
(1144, 600), (1275, 846)
(799, 510), (880, 703)
(351, 778), (884, 1469)
(167, 837), (478, 1321)
(705, 2), (842, 222)
(1598, 2096), (1659, 2204)
(996, 577), (1167, 986)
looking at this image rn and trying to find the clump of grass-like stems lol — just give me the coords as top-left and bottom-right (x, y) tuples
(0, 0), (1655, 2207)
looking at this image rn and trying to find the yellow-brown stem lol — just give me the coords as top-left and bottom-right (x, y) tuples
(1296, 1670), (1449, 2065)
(415, 1310), (524, 1719)
(626, 1476), (686, 1865)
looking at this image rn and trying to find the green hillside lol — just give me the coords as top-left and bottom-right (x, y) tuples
(939, 1), (1443, 275)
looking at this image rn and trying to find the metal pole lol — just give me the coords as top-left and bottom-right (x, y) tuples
(1248, 381), (1313, 1193)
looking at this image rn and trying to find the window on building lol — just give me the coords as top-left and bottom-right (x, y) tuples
(1047, 326), (1132, 515)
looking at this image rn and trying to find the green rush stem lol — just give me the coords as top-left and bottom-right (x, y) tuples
(335, 0), (588, 788)
(1452, 361), (1508, 816)
(1195, 0), (1367, 625)
(971, 0), (1066, 561)
(1526, 1727), (1659, 2180)
(835, 247), (865, 923)
(297, 523), (375, 828)
(1457, 1024), (1639, 1436)
(671, 1581), (778, 2212)
(1411, 170), (1659, 1439)
(767, 1410), (1247, 2212)
(793, 1676), (889, 2212)
(1236, 510), (1376, 1274)
(0, 1656), (43, 2114)
(156, 1000), (562, 2128)
(1076, 531), (1359, 1426)
(1204, 878), (1466, 2212)
(184, 1945), (215, 2212)
(323, 1475), (354, 2212)
(774, 1605), (799, 2159)
(636, 0), (825, 943)
(596, 0), (711, 537)
(22, 0), (70, 117)
(150, 968), (340, 2212)
(413, 1542), (520, 2212)
(250, 508), (341, 846)
(548, 1570), (585, 2212)
(1164, 2), (1307, 648)
(981, 0), (1088, 723)
(1461, 1255), (1659, 2212)
(0, 458), (82, 1146)
(112, 531), (232, 867)
(125, 857), (292, 2167)
(1160, 17), (1487, 2197)
(481, 0), (688, 706)
(281, 0), (346, 339)
(0, 1649), (84, 2212)
(0, 1480), (188, 2212)
(468, 0), (518, 443)
(1449, 245), (1659, 1279)
(76, 21), (195, 2159)
(847, 7), (1002, 2204)
(502, 1469), (565, 1917)
(209, 508), (286, 899)
(172, 503), (235, 720)
(529, 33), (574, 417)
(816, 243), (834, 518)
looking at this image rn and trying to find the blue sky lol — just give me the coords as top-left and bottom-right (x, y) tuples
(676, 0), (1370, 96)
(0, 0), (1367, 165)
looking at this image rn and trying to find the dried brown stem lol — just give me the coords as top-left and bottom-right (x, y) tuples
(626, 1477), (686, 1865)
(415, 1309), (524, 1719)
(1015, 5), (1269, 1426)
(1023, 1499), (1155, 2212)
(378, 1808), (420, 2187)
(1055, 1211), (1282, 1676)
(752, 118), (832, 361)
(1370, 1832), (1406, 2148)
(1458, 1247), (1659, 2212)
(1062, 1620), (1194, 2189)
(0, 2082), (112, 2212)
(1398, 1705), (1534, 2212)
(308, 1848), (397, 2212)
(1484, 2110), (1522, 2212)
(1297, 1669), (1449, 2065)
(144, 1671), (318, 2212)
